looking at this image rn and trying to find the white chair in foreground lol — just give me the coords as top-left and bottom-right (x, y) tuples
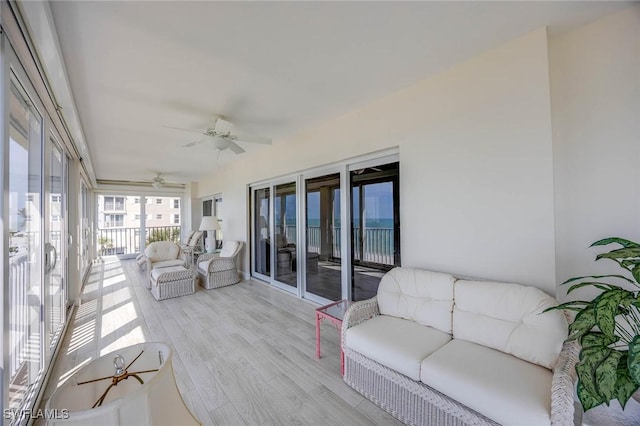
(196, 241), (243, 289)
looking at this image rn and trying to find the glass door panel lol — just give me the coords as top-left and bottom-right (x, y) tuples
(274, 182), (297, 288)
(350, 162), (400, 301)
(305, 173), (342, 301)
(8, 81), (44, 410)
(254, 188), (271, 277)
(144, 196), (182, 245)
(46, 138), (67, 346)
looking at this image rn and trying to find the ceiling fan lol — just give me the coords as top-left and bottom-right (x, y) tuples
(167, 117), (271, 154)
(151, 174), (165, 189)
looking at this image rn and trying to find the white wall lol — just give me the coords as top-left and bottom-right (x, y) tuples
(199, 28), (559, 294)
(550, 6), (640, 300)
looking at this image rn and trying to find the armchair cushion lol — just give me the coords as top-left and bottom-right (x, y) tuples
(420, 339), (553, 426)
(144, 241), (181, 263)
(219, 240), (239, 257)
(153, 259), (186, 269)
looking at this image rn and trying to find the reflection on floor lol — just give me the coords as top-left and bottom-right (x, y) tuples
(276, 261), (386, 301)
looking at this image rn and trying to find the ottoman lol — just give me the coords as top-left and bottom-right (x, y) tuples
(149, 266), (196, 301)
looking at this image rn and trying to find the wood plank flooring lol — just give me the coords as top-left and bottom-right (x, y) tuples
(40, 258), (403, 426)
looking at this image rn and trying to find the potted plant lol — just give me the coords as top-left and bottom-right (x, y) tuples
(546, 237), (640, 411)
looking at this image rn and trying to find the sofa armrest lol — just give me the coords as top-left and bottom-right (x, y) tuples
(550, 339), (580, 426)
(341, 297), (380, 348)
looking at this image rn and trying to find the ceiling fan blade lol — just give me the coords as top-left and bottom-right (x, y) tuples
(162, 125), (206, 135)
(227, 141), (246, 154)
(230, 135), (272, 145)
(181, 139), (206, 148)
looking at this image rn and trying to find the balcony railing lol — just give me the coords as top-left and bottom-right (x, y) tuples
(8, 252), (30, 381)
(97, 225), (181, 256)
(303, 226), (394, 266)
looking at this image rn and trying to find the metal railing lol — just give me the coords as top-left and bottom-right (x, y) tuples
(305, 226), (394, 265)
(97, 225), (181, 256)
(8, 252), (29, 380)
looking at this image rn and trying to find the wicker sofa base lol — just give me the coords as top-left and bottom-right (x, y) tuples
(151, 268), (196, 301)
(343, 348), (498, 426)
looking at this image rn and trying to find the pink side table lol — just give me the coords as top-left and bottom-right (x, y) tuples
(315, 299), (352, 375)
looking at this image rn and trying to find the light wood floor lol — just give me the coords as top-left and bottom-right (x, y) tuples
(41, 258), (403, 426)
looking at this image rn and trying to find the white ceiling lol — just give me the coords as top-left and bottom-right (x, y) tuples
(49, 1), (630, 184)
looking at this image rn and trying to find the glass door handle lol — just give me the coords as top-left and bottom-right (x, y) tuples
(45, 242), (57, 274)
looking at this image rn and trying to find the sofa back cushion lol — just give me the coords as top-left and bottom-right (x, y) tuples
(144, 241), (180, 262)
(453, 280), (568, 369)
(377, 267), (455, 334)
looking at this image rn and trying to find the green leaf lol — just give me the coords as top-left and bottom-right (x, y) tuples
(543, 300), (590, 313)
(629, 335), (640, 386)
(633, 264), (640, 285)
(567, 282), (615, 295)
(615, 353), (640, 408)
(577, 381), (604, 411)
(569, 307), (596, 340)
(595, 350), (622, 402)
(596, 248), (640, 261)
(580, 332), (618, 349)
(591, 238), (640, 249)
(594, 290), (633, 337)
(577, 346), (611, 397)
(562, 275), (635, 286)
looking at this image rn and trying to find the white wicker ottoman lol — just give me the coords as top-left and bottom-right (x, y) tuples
(149, 266), (196, 301)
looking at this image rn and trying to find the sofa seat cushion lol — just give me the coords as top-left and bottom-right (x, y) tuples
(345, 315), (451, 381)
(420, 339), (553, 426)
(151, 259), (185, 269)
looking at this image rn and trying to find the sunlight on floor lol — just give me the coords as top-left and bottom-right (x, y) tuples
(100, 325), (146, 357)
(67, 319), (96, 354)
(56, 357), (91, 388)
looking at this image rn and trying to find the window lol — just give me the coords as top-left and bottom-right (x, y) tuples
(135, 214), (141, 220)
(52, 215), (61, 222)
(104, 214), (124, 227)
(156, 198), (162, 204)
(156, 214), (162, 220)
(51, 195), (61, 203)
(104, 196), (124, 211)
(173, 199), (180, 209)
(134, 197), (140, 203)
(173, 214), (180, 224)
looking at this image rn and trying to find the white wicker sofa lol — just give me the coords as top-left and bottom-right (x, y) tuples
(342, 267), (579, 426)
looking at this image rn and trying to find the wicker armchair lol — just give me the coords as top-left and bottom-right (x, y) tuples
(181, 231), (204, 265)
(196, 241), (243, 289)
(143, 241), (187, 289)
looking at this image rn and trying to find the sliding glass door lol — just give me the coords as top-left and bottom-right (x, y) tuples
(46, 136), (68, 347)
(253, 187), (271, 278)
(274, 182), (297, 289)
(305, 173), (342, 301)
(249, 154), (399, 304)
(350, 162), (400, 301)
(7, 74), (45, 413)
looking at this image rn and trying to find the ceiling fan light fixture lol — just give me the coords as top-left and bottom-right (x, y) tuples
(151, 180), (162, 189)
